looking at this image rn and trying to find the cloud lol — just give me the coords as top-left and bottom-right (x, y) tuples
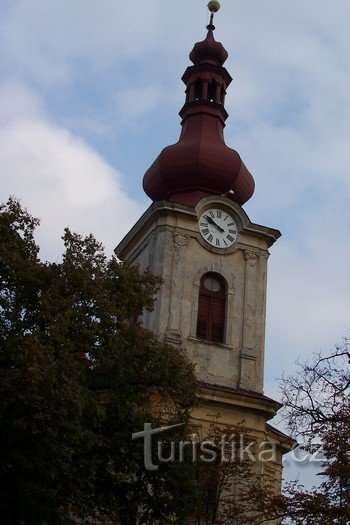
(267, 231), (350, 373)
(0, 81), (143, 261)
(1, 1), (350, 474)
(1, 2), (349, 360)
(113, 86), (161, 127)
(0, 0), (167, 86)
(0, 80), (45, 124)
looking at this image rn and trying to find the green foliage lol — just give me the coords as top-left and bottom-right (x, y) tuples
(0, 198), (199, 524)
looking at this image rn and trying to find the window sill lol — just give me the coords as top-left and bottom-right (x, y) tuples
(188, 336), (233, 350)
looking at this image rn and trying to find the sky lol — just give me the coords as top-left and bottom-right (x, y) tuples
(1, 0), (350, 485)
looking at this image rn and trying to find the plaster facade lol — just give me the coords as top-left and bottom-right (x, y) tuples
(115, 195), (294, 521)
(115, 195), (280, 394)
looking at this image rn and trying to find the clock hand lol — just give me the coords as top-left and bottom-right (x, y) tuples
(216, 224), (225, 233)
(204, 215), (218, 229)
(204, 215), (225, 234)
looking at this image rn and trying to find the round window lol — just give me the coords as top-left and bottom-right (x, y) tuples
(204, 277), (221, 292)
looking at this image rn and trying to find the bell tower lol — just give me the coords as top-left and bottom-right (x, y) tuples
(116, 2), (292, 485)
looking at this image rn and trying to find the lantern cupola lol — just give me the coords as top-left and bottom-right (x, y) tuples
(143, 2), (255, 207)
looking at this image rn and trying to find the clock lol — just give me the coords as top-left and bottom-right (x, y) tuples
(198, 208), (238, 249)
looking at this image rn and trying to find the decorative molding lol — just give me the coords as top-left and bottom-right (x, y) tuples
(228, 272), (236, 293)
(187, 336), (234, 351)
(241, 346), (258, 359)
(148, 232), (157, 256)
(173, 232), (189, 247)
(165, 331), (183, 345)
(239, 354), (257, 389)
(244, 250), (259, 266)
(166, 233), (189, 334)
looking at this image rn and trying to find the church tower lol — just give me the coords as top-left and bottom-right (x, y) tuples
(115, 2), (292, 488)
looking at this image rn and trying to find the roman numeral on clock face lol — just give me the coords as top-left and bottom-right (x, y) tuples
(199, 209), (238, 249)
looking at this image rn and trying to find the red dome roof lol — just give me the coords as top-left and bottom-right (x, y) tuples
(189, 25), (228, 66)
(142, 21), (255, 208)
(143, 110), (255, 206)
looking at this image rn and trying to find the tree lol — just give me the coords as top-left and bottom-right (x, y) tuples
(278, 339), (350, 524)
(189, 419), (279, 525)
(0, 198), (199, 524)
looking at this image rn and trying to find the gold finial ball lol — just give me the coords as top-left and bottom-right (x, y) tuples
(208, 0), (221, 13)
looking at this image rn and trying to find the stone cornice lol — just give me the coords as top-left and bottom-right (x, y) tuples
(115, 198), (281, 259)
(266, 423), (297, 453)
(198, 382), (282, 421)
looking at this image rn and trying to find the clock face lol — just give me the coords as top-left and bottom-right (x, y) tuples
(198, 208), (238, 249)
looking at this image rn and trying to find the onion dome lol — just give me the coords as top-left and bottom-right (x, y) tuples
(189, 24), (228, 67)
(143, 4), (255, 208)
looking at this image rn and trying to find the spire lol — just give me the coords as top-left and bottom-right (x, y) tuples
(190, 2), (228, 67)
(143, 3), (255, 207)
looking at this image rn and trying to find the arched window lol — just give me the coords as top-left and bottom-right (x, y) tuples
(196, 273), (227, 343)
(208, 80), (217, 102)
(194, 78), (202, 101)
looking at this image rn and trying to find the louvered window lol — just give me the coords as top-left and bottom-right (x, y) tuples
(196, 273), (226, 343)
